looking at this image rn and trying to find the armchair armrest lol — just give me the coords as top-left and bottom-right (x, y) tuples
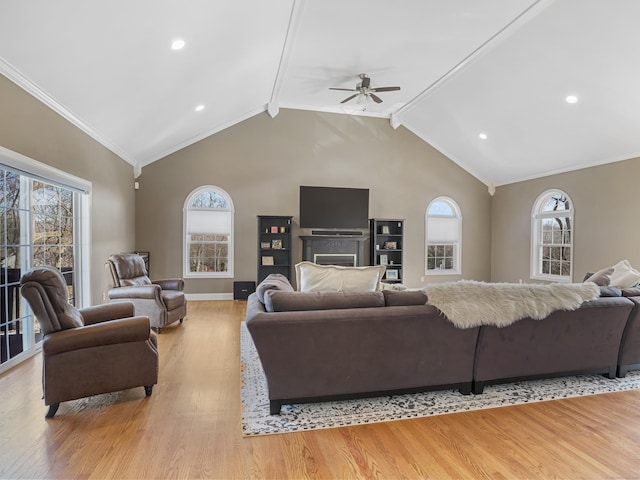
(108, 284), (162, 300)
(43, 316), (152, 356)
(153, 278), (184, 291)
(80, 302), (135, 325)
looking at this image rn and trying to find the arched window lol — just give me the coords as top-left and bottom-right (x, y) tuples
(531, 189), (573, 281)
(425, 197), (461, 275)
(183, 186), (234, 278)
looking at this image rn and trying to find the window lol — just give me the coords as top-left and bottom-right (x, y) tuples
(426, 197), (461, 275)
(184, 186), (234, 278)
(531, 189), (573, 282)
(1, 146), (90, 372)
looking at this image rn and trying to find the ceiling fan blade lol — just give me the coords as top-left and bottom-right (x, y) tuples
(371, 86), (400, 92)
(330, 87), (357, 91)
(369, 93), (383, 104)
(340, 94), (358, 104)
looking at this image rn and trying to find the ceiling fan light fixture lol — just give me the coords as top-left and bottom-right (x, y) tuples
(356, 93), (370, 106)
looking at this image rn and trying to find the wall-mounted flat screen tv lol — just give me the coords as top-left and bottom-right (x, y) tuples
(299, 186), (369, 229)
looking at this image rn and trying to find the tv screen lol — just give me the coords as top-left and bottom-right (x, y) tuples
(299, 186), (369, 229)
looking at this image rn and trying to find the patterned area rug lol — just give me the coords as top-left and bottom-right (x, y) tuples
(240, 323), (640, 436)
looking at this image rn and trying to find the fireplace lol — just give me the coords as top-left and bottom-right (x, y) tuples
(313, 253), (357, 267)
(300, 235), (367, 266)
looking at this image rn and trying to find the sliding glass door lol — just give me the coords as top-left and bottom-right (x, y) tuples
(0, 149), (90, 371)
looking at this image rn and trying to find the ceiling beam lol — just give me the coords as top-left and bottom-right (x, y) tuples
(268, 0), (306, 118)
(391, 0), (551, 128)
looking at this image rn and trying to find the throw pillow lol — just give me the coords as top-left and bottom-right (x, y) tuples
(610, 260), (640, 288)
(256, 273), (294, 303)
(294, 261), (386, 292)
(584, 267), (614, 286)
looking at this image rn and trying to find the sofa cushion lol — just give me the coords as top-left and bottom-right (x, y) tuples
(263, 290), (385, 312)
(256, 274), (294, 303)
(295, 261), (385, 292)
(610, 260), (640, 288)
(382, 290), (428, 306)
(584, 267), (614, 286)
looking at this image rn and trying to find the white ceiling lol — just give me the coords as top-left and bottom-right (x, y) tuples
(1, 0), (639, 188)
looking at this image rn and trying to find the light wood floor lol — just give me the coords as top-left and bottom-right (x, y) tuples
(1, 300), (640, 479)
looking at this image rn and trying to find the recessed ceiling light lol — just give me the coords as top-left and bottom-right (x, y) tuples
(195, 105), (205, 112)
(171, 38), (186, 50)
(565, 95), (578, 104)
(478, 133), (488, 140)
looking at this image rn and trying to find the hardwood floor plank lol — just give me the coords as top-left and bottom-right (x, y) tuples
(1, 300), (640, 479)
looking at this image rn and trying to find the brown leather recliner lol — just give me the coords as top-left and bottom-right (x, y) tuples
(105, 253), (187, 332)
(20, 266), (159, 418)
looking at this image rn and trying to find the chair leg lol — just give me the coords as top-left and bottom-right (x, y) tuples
(179, 318), (184, 324)
(45, 403), (60, 418)
(144, 385), (153, 396)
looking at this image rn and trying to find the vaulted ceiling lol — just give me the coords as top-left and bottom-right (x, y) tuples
(1, 0), (639, 189)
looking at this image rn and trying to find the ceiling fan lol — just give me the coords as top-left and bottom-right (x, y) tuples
(330, 73), (400, 104)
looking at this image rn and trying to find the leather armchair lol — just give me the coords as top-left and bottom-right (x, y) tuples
(20, 266), (159, 418)
(105, 253), (187, 332)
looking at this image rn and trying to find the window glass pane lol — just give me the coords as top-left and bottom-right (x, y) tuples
(1, 166), (79, 367)
(542, 194), (570, 212)
(428, 200), (454, 216)
(190, 191), (228, 209)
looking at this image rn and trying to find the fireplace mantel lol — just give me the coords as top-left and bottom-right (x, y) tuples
(300, 235), (368, 266)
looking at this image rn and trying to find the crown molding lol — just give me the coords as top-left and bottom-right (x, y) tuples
(0, 56), (137, 168)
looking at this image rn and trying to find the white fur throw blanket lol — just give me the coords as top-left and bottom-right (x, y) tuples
(423, 280), (600, 329)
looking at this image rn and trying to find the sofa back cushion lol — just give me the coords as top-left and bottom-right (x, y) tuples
(382, 290), (428, 306)
(264, 290), (385, 312)
(256, 273), (294, 303)
(295, 261), (385, 292)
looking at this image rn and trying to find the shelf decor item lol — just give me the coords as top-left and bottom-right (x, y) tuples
(271, 239), (283, 250)
(384, 241), (397, 250)
(380, 254), (388, 265)
(262, 256), (274, 266)
(270, 226), (279, 233)
(386, 269), (399, 280)
(260, 241), (271, 249)
(381, 225), (390, 234)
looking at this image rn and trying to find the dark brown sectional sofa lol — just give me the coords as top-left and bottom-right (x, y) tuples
(245, 274), (640, 414)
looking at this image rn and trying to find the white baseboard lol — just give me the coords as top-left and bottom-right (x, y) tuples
(185, 293), (234, 301)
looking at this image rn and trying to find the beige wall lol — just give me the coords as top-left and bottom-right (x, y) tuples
(137, 109), (492, 293)
(491, 157), (640, 283)
(0, 74), (136, 305)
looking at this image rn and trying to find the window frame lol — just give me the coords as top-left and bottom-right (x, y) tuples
(183, 185), (234, 279)
(530, 189), (574, 283)
(425, 196), (462, 275)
